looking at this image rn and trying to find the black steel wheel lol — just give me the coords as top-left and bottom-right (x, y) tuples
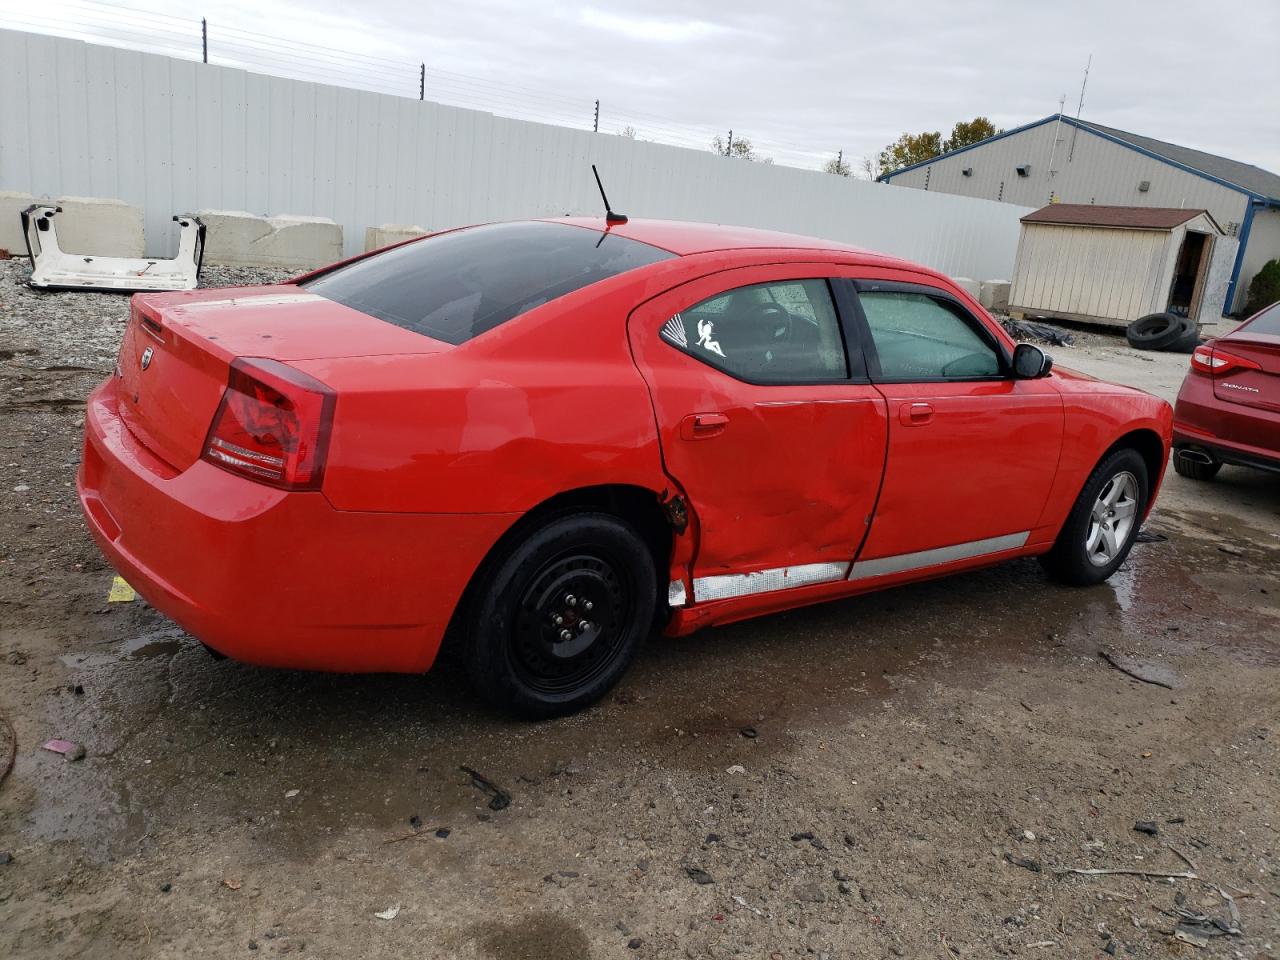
(464, 512), (656, 718)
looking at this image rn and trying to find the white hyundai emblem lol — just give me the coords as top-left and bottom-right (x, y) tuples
(140, 346), (153, 370)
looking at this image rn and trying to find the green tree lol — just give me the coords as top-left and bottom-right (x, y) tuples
(877, 131), (943, 175)
(1244, 258), (1280, 316)
(943, 117), (998, 152)
(823, 154), (851, 177)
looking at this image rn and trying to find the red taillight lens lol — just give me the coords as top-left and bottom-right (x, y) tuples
(202, 358), (336, 490)
(1190, 344), (1262, 376)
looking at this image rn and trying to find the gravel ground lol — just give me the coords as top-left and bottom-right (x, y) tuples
(0, 259), (295, 370)
(1, 264), (1278, 959)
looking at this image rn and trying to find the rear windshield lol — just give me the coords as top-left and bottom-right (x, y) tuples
(1240, 301), (1280, 336)
(302, 221), (674, 345)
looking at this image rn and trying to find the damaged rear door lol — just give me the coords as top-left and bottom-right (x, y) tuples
(627, 263), (888, 604)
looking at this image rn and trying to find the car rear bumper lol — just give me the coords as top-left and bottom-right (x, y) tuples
(1173, 374), (1280, 474)
(78, 379), (516, 673)
(1173, 423), (1280, 473)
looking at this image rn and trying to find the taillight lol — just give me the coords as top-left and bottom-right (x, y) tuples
(1190, 344), (1262, 376)
(202, 358), (336, 490)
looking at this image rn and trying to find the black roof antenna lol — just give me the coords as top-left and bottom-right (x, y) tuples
(592, 164), (628, 225)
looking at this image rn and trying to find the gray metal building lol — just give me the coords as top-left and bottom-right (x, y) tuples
(879, 115), (1280, 315)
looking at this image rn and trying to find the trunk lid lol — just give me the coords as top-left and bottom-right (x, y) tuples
(115, 285), (449, 470)
(1213, 332), (1280, 416)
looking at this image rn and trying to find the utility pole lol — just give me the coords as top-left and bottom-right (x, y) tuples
(837, 149), (843, 170)
(201, 17), (208, 63)
(419, 63), (425, 100)
(593, 99), (599, 133)
(726, 129), (733, 156)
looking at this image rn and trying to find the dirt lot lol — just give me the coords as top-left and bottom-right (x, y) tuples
(1, 260), (1278, 959)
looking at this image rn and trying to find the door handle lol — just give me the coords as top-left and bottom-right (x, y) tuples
(899, 402), (934, 426)
(680, 412), (729, 440)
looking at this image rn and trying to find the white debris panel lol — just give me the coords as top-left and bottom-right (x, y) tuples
(22, 205), (204, 292)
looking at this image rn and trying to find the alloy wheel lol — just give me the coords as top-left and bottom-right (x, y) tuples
(1085, 470), (1139, 567)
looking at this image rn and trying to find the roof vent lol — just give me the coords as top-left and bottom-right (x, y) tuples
(1015, 164), (1030, 177)
(961, 167), (973, 177)
(1138, 180), (1151, 192)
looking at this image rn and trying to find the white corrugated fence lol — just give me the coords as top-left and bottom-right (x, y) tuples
(0, 27), (1033, 278)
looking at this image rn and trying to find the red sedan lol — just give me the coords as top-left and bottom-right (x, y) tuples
(79, 218), (1172, 717)
(1172, 301), (1280, 480)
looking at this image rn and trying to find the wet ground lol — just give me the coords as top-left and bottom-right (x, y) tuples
(1, 263), (1278, 958)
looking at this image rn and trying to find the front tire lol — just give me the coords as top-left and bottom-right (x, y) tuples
(1040, 448), (1149, 585)
(463, 512), (657, 719)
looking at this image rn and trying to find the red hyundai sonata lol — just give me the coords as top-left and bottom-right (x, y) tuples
(1172, 301), (1280, 480)
(79, 218), (1172, 717)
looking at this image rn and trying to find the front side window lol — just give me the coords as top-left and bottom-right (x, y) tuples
(859, 291), (1001, 380)
(660, 279), (847, 382)
(302, 221), (674, 345)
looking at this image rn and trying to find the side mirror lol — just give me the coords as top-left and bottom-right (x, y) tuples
(1012, 342), (1053, 379)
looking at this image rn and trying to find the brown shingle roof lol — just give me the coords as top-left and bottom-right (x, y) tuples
(1021, 204), (1215, 230)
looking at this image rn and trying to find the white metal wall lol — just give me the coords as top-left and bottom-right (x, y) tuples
(0, 28), (1031, 280)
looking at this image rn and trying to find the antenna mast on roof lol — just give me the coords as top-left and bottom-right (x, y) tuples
(591, 164), (628, 225)
(1047, 94), (1066, 179)
(1068, 54), (1092, 162)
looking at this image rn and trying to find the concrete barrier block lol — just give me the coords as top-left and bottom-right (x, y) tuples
(198, 210), (343, 269)
(0, 193), (144, 258)
(364, 224), (428, 252)
(952, 277), (982, 301)
(0, 191), (35, 255)
(56, 196), (145, 257)
(980, 279), (1012, 313)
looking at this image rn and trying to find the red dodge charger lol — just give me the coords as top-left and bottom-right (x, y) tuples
(79, 218), (1172, 716)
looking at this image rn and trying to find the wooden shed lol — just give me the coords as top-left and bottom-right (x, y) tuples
(1008, 204), (1226, 328)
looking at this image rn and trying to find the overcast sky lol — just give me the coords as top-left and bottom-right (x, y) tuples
(11, 0), (1280, 174)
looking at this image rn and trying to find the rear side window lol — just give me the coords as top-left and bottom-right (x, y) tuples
(302, 221), (674, 345)
(660, 279), (848, 382)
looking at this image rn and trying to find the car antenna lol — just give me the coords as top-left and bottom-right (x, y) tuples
(591, 164), (628, 225)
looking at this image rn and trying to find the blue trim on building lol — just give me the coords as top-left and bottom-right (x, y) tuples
(1225, 200), (1259, 312)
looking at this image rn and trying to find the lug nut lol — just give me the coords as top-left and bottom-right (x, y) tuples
(559, 628), (573, 642)
(565, 594), (577, 607)
(551, 614), (564, 626)
(582, 600), (594, 612)
(577, 621), (593, 633)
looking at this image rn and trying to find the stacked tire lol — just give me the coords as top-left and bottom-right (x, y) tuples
(1125, 313), (1200, 353)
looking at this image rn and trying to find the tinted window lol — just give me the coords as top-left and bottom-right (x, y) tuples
(660, 279), (847, 383)
(302, 221), (674, 345)
(859, 291), (1000, 379)
(1242, 301), (1280, 335)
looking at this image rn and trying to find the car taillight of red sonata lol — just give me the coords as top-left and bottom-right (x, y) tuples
(78, 217), (1175, 718)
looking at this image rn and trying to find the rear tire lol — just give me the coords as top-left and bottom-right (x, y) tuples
(1040, 448), (1149, 586)
(1172, 449), (1221, 481)
(463, 512), (656, 719)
